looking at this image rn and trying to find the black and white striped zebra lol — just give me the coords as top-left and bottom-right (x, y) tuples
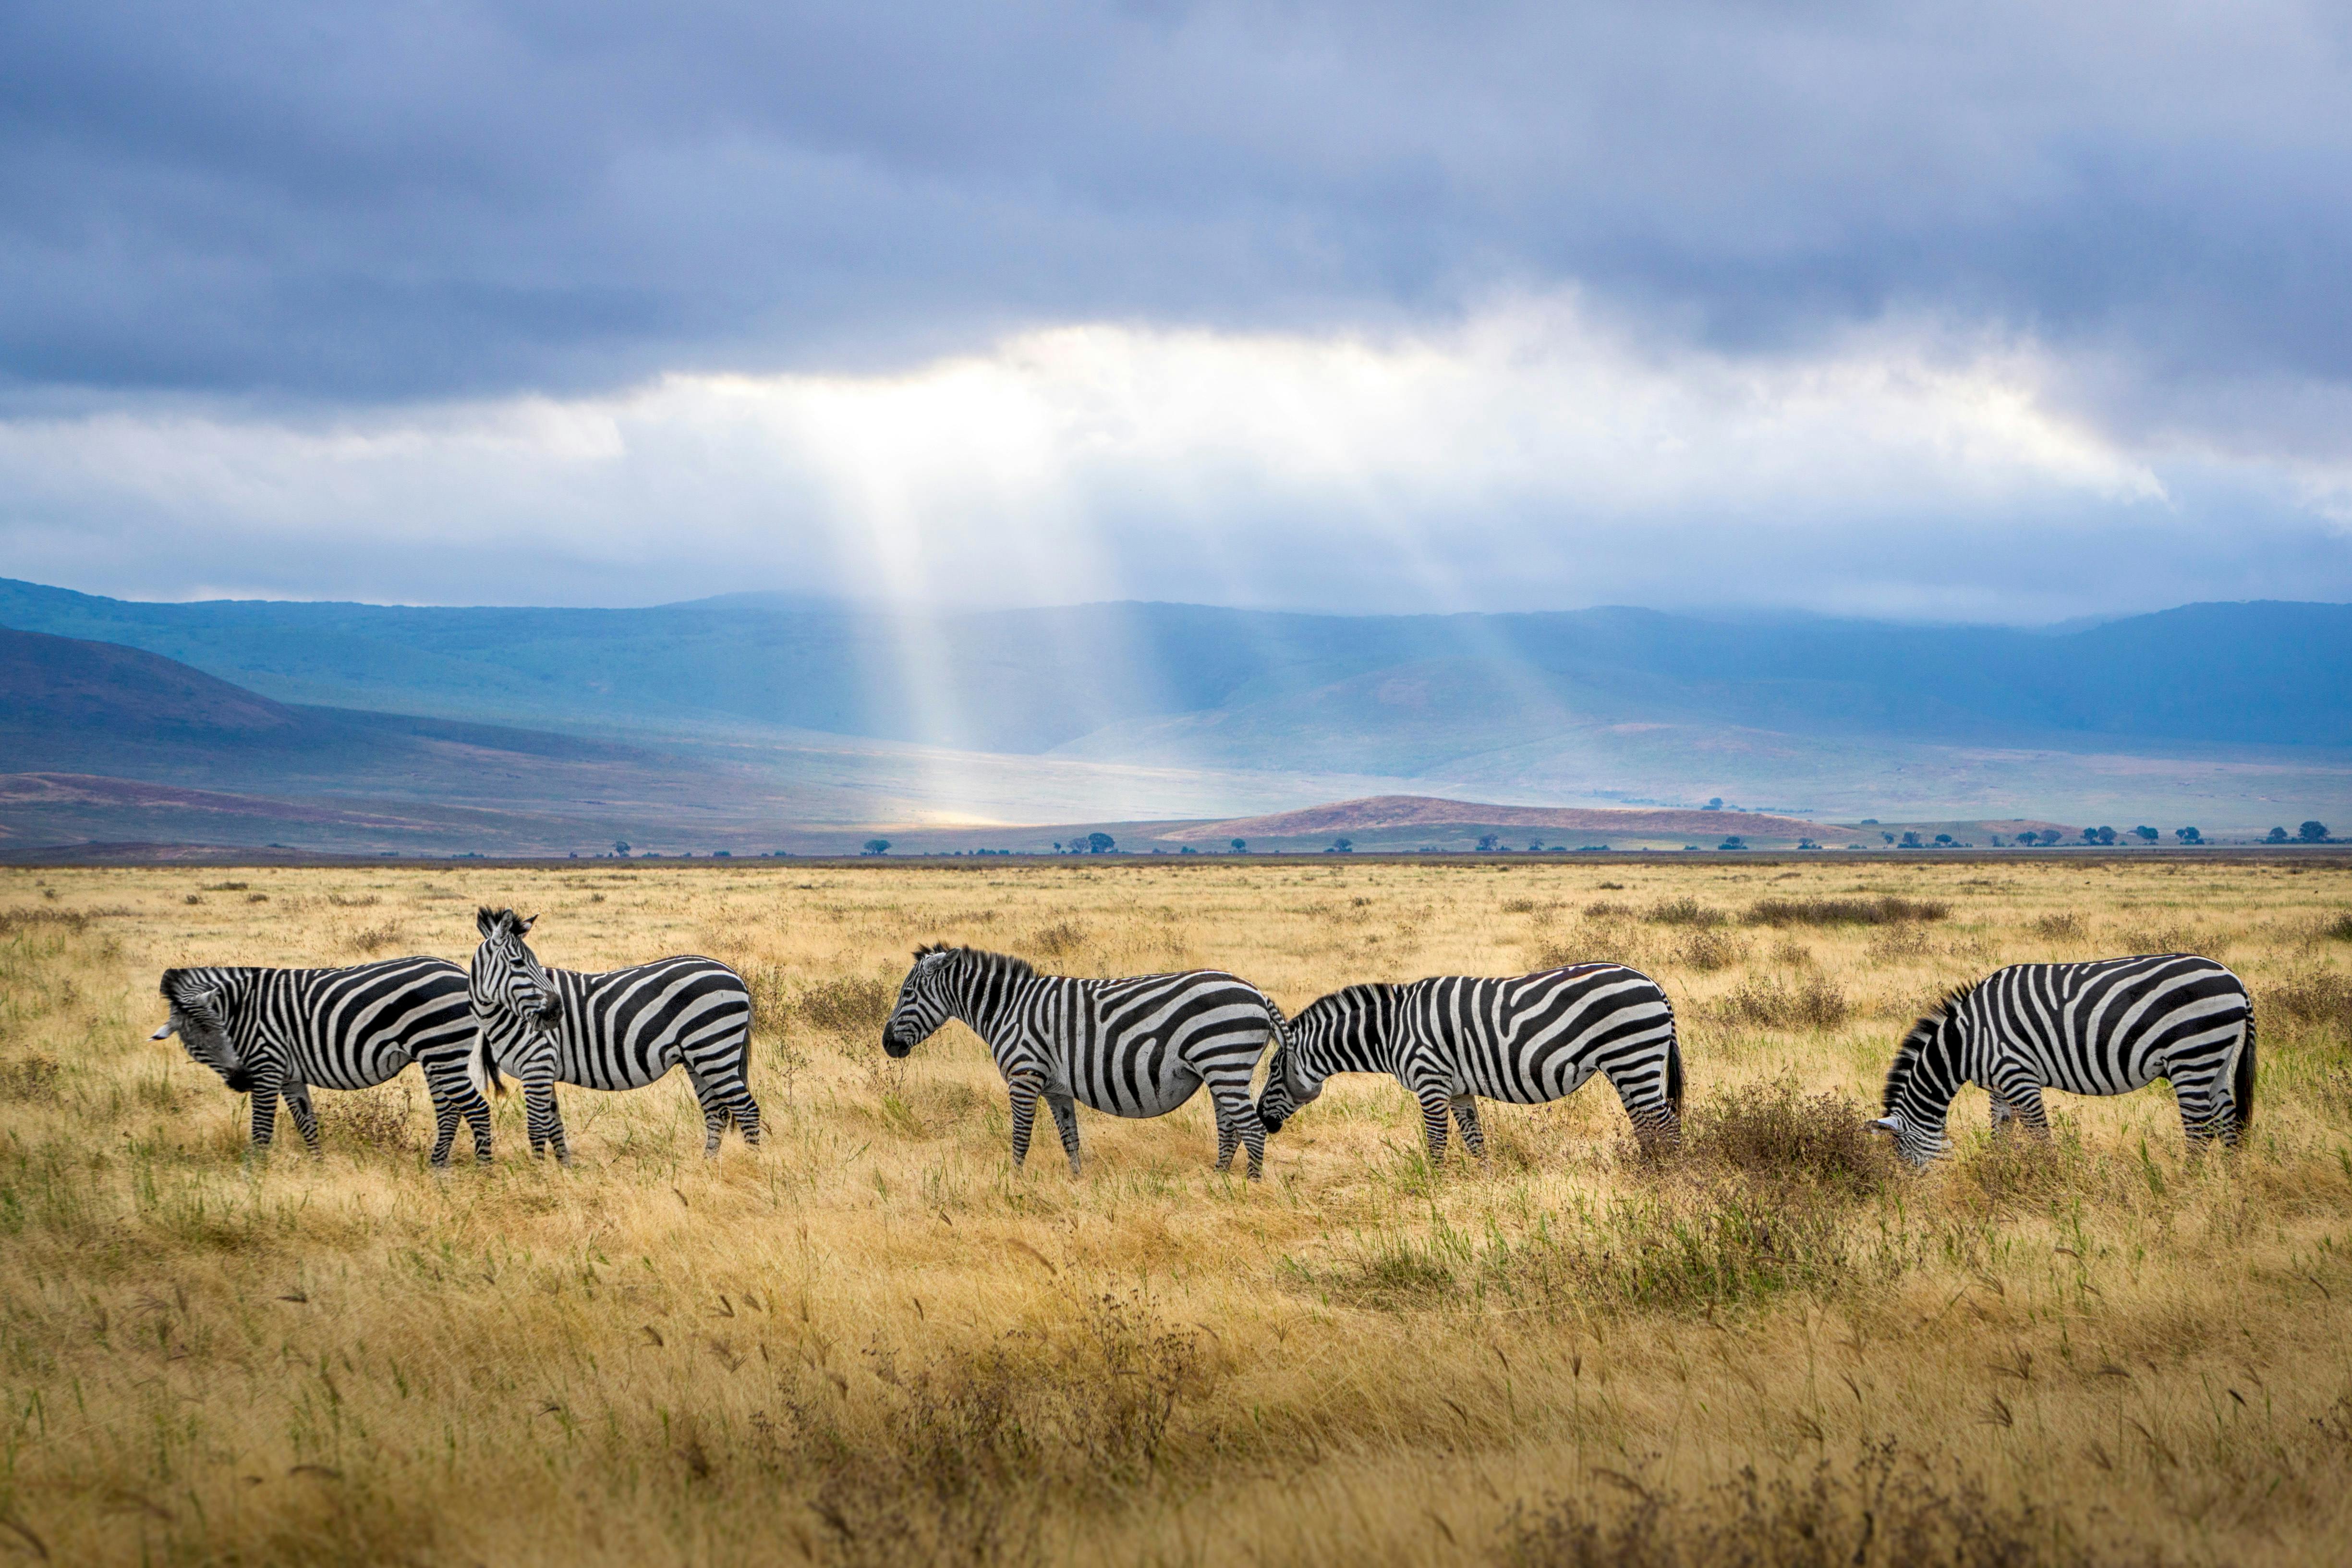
(467, 908), (762, 1162)
(152, 957), (492, 1165)
(1873, 953), (2255, 1167)
(881, 944), (1285, 1178)
(1254, 964), (1684, 1161)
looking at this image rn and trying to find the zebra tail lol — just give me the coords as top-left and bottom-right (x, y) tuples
(2231, 1007), (2257, 1138)
(469, 1030), (506, 1100)
(1665, 1027), (1685, 1120)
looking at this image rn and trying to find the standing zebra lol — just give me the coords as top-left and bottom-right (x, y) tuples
(1873, 954), (2254, 1167)
(152, 957), (493, 1166)
(468, 908), (762, 1162)
(1255, 964), (1684, 1161)
(882, 944), (1285, 1178)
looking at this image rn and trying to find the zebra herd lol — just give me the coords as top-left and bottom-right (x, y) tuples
(152, 906), (2258, 1174)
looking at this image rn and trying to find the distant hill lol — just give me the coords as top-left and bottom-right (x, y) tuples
(4, 577), (2350, 839)
(1164, 795), (1865, 848)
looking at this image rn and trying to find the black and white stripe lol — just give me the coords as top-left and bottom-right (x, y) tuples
(153, 957), (491, 1165)
(882, 944), (1285, 1178)
(467, 908), (761, 1162)
(1874, 953), (2255, 1166)
(1255, 964), (1684, 1161)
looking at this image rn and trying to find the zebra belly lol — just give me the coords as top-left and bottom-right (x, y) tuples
(1062, 1056), (1202, 1119)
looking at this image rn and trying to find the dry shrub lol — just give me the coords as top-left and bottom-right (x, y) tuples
(1647, 896), (1728, 928)
(318, 1085), (415, 1151)
(325, 893), (379, 908)
(1676, 927), (1746, 972)
(2114, 924), (2226, 957)
(798, 975), (896, 1035)
(1746, 895), (1950, 927)
(0, 908), (90, 936)
(2033, 911), (2086, 940)
(2321, 911), (2352, 943)
(1582, 900), (1636, 921)
(0, 1056), (61, 1101)
(1503, 1441), (2115, 1568)
(1027, 920), (1089, 958)
(345, 922), (403, 956)
(796, 1291), (1212, 1567)
(1716, 973), (1851, 1031)
(1866, 923), (1934, 962)
(2271, 968), (2352, 1035)
(1686, 1077), (1891, 1196)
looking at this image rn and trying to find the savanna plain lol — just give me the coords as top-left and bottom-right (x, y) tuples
(5, 856), (2352, 1567)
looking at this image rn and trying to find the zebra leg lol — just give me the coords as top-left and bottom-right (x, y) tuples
(1991, 1077), (2051, 1145)
(727, 1082), (763, 1148)
(1047, 1093), (1082, 1176)
(282, 1081), (323, 1157)
(523, 1072), (572, 1165)
(1006, 1074), (1046, 1169)
(2173, 1065), (2232, 1146)
(686, 1071), (729, 1157)
(420, 1055), (491, 1168)
(1202, 1076), (1266, 1178)
(1451, 1095), (1488, 1160)
(1603, 1061), (1682, 1149)
(1988, 1094), (2016, 1138)
(248, 1072), (283, 1153)
(1413, 1086), (1452, 1165)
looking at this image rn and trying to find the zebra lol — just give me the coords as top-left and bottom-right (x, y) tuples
(467, 907), (762, 1162)
(151, 957), (493, 1166)
(881, 944), (1285, 1178)
(1254, 964), (1684, 1161)
(1873, 954), (2255, 1167)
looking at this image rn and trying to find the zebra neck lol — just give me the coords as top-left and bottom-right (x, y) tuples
(942, 960), (1024, 1050)
(1304, 1006), (1396, 1080)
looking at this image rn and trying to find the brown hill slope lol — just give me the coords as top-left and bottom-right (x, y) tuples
(1163, 794), (1860, 844)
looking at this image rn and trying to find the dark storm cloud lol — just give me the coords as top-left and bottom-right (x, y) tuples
(7, 0), (2351, 407)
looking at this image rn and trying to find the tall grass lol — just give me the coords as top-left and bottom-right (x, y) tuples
(1, 857), (2351, 1564)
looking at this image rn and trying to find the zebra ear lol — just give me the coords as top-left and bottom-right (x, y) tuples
(518, 913), (537, 935)
(1868, 1116), (1899, 1135)
(476, 907), (498, 938)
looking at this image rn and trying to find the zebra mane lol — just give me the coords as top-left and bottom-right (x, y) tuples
(1883, 979), (1979, 1113)
(913, 943), (1036, 980)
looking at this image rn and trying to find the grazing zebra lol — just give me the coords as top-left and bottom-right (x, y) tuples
(1873, 954), (2255, 1166)
(467, 908), (761, 1162)
(152, 957), (492, 1165)
(1254, 964), (1684, 1161)
(882, 944), (1285, 1178)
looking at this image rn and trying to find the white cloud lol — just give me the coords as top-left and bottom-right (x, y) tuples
(2, 294), (2342, 617)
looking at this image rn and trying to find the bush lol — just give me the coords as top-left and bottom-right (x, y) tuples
(1746, 896), (1950, 927)
(2032, 911), (2086, 940)
(1647, 896), (1728, 928)
(1716, 973), (1852, 1031)
(1028, 921), (1088, 958)
(1677, 928), (1746, 972)
(1686, 1077), (1891, 1196)
(798, 976), (897, 1035)
(2271, 968), (2352, 1034)
(319, 1085), (416, 1151)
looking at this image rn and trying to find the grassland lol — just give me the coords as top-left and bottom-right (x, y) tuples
(3, 856), (2352, 1566)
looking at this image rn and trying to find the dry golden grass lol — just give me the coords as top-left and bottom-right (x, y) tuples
(1, 856), (2351, 1565)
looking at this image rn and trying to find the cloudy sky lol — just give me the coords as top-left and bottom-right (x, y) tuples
(5, 0), (2352, 620)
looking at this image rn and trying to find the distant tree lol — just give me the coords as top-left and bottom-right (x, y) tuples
(1900, 831), (1924, 848)
(1881, 832), (1896, 845)
(2268, 827), (2291, 844)
(862, 838), (891, 855)
(612, 840), (630, 856)
(1330, 837), (1354, 853)
(1797, 838), (1819, 850)
(1719, 836), (1746, 851)
(1087, 832), (1115, 853)
(2081, 827), (2117, 846)
(1230, 838), (1247, 854)
(2175, 827), (2202, 844)
(2301, 820), (2331, 843)
(1052, 841), (1063, 852)
(1528, 839), (1544, 853)
(1476, 834), (1502, 852)
(1704, 797), (1724, 811)
(1934, 833), (1954, 846)
(2133, 826), (2159, 843)
(1180, 845), (1197, 854)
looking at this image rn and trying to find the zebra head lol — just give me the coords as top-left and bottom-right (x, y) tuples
(472, 907), (559, 1043)
(1873, 997), (1965, 1167)
(1257, 991), (1357, 1134)
(1254, 1038), (1318, 1135)
(155, 968), (254, 1091)
(883, 944), (960, 1058)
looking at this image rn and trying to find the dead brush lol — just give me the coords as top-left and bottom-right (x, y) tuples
(318, 1085), (415, 1151)
(0, 1056), (61, 1101)
(2270, 967), (2352, 1036)
(1684, 1076), (1892, 1197)
(1866, 923), (1935, 962)
(1715, 972), (1852, 1031)
(1746, 895), (1951, 927)
(2032, 911), (2087, 940)
(1027, 920), (1089, 959)
(1502, 1439), (2111, 1568)
(345, 921), (404, 956)
(796, 975), (896, 1036)
(1674, 927), (1746, 972)
(0, 908), (89, 936)
(1646, 896), (1728, 928)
